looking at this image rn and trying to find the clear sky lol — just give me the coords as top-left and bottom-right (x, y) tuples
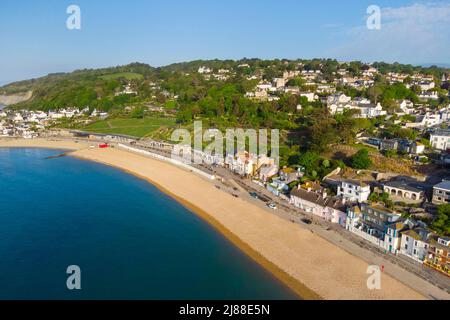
(0, 0), (449, 85)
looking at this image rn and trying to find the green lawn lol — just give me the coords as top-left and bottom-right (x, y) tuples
(84, 117), (176, 138)
(99, 72), (144, 81)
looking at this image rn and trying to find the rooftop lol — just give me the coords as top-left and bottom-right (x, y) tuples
(431, 129), (450, 137)
(434, 180), (450, 191)
(384, 180), (424, 193)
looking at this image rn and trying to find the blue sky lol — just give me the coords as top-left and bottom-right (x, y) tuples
(0, 0), (449, 85)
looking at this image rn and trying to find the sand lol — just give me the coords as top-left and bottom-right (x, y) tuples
(0, 138), (429, 300)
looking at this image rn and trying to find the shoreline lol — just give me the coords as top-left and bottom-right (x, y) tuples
(0, 139), (314, 299)
(88, 161), (319, 300)
(0, 139), (431, 299)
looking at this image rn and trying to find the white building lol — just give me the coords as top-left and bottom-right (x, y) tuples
(337, 179), (371, 203)
(225, 151), (257, 177)
(397, 100), (415, 115)
(258, 164), (279, 182)
(383, 180), (425, 204)
(419, 91), (439, 100)
(290, 186), (347, 226)
(400, 228), (431, 263)
(198, 66), (212, 74)
(327, 94), (386, 118)
(417, 81), (435, 91)
(430, 129), (450, 151)
(299, 92), (317, 102)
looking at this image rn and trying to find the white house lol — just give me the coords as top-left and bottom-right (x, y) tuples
(419, 91), (439, 100)
(356, 103), (387, 119)
(290, 186), (347, 226)
(432, 180), (450, 205)
(400, 228), (432, 263)
(346, 203), (402, 250)
(430, 129), (450, 151)
(259, 164), (279, 182)
(337, 180), (371, 203)
(198, 66), (212, 74)
(13, 113), (24, 122)
(299, 92), (317, 102)
(383, 180), (425, 204)
(406, 112), (443, 128)
(398, 100), (415, 114)
(417, 81), (435, 91)
(225, 151), (257, 177)
(327, 94), (386, 118)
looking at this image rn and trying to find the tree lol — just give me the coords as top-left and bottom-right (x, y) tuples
(131, 106), (145, 119)
(297, 151), (320, 176)
(351, 149), (372, 169)
(432, 204), (450, 236)
(367, 85), (383, 103)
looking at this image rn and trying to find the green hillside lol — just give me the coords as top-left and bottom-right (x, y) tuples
(83, 117), (176, 138)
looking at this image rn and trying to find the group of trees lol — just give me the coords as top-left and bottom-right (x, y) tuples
(432, 204), (450, 236)
(4, 59), (449, 174)
(287, 150), (343, 180)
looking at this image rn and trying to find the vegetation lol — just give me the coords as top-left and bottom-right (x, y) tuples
(99, 72), (144, 81)
(1, 58), (448, 172)
(369, 192), (393, 209)
(432, 204), (450, 236)
(83, 117), (176, 138)
(350, 149), (372, 170)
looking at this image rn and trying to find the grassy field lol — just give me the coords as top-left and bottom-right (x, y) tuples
(83, 117), (176, 138)
(99, 73), (144, 81)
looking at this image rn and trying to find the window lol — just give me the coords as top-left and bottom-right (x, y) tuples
(405, 244), (408, 250)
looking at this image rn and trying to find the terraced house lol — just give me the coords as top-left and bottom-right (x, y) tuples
(346, 203), (403, 251)
(432, 180), (450, 205)
(400, 227), (432, 263)
(425, 237), (450, 277)
(337, 179), (371, 203)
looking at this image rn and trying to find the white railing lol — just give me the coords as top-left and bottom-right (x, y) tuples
(349, 226), (385, 248)
(118, 144), (215, 180)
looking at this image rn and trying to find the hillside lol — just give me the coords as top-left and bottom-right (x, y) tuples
(1, 58), (449, 177)
(0, 63), (155, 110)
(2, 59), (447, 113)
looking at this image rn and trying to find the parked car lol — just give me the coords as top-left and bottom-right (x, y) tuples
(267, 203), (277, 210)
(249, 192), (259, 200)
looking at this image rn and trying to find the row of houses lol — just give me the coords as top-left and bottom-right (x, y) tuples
(0, 108), (109, 139)
(285, 177), (449, 275)
(326, 93), (387, 118)
(346, 203), (449, 275)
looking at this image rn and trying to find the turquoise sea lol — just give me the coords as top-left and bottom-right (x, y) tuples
(0, 148), (297, 299)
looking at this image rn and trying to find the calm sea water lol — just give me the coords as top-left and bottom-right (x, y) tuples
(0, 148), (297, 300)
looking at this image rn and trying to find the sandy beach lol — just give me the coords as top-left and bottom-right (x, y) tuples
(0, 138), (431, 300)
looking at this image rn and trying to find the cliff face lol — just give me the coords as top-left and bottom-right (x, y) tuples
(0, 91), (33, 105)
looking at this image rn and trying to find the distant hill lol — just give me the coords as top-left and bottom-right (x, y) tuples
(0, 91), (33, 106)
(0, 58), (448, 112)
